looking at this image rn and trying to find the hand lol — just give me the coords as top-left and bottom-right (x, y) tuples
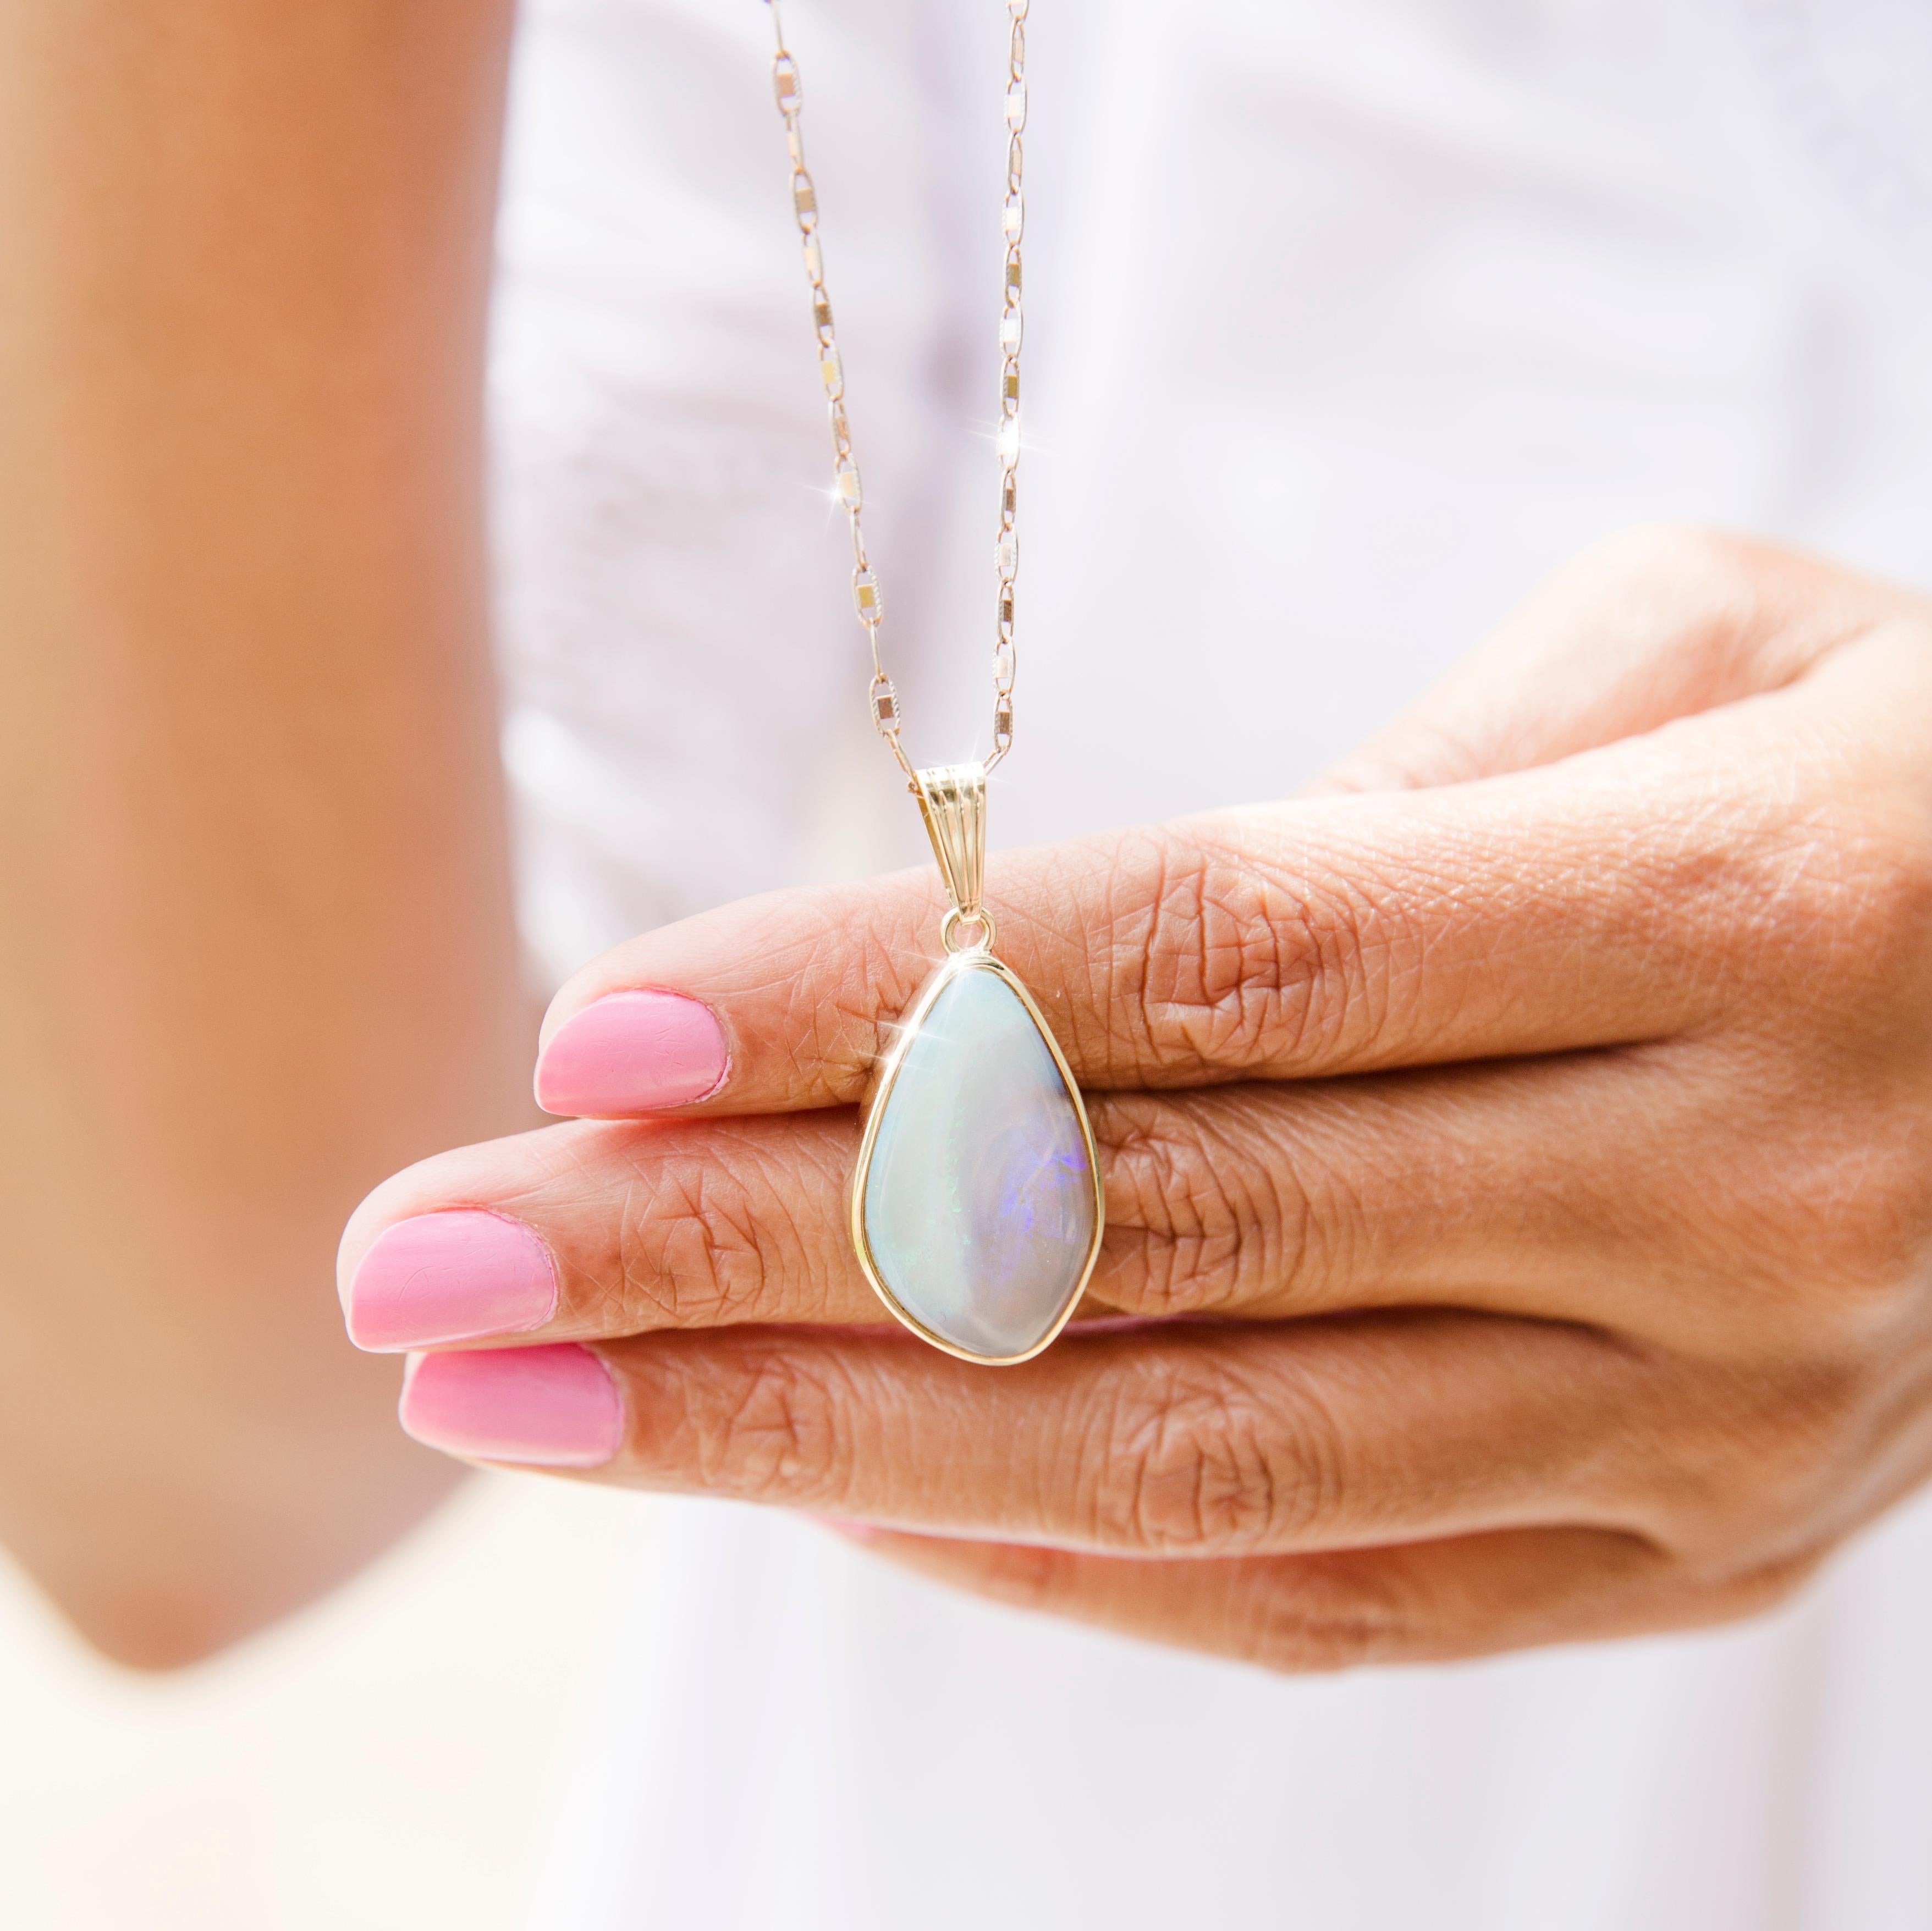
(339, 527), (1932, 1671)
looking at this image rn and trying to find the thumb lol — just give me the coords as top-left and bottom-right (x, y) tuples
(1309, 525), (1897, 795)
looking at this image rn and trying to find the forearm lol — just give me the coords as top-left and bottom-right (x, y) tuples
(0, 0), (523, 1664)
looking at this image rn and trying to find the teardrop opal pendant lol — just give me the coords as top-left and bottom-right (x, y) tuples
(850, 763), (1104, 1364)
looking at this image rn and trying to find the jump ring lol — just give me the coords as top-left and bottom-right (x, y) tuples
(940, 904), (997, 954)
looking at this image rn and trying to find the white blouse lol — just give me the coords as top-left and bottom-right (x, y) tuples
(491, 2), (1932, 1923)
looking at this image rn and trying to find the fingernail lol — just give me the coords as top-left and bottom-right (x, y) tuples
(398, 1344), (623, 1468)
(344, 1210), (557, 1352)
(535, 990), (729, 1117)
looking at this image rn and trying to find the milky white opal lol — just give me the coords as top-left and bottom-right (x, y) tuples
(856, 958), (1100, 1362)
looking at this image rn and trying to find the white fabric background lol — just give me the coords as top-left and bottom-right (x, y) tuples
(491, 2), (1932, 1923)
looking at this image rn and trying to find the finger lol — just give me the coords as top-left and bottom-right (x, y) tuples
(346, 1028), (1779, 1352)
(338, 1110), (883, 1350)
(1089, 1050), (1766, 1350)
(1310, 526), (1904, 793)
(398, 1316), (1666, 1557)
(344, 1038), (1714, 1352)
(835, 1524), (1774, 1670)
(533, 727), (1788, 1120)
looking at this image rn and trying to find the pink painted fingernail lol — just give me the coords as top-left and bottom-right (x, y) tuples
(535, 990), (729, 1117)
(399, 1345), (622, 1467)
(344, 1210), (557, 1352)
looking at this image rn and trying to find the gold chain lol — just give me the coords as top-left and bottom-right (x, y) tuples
(764, 0), (1028, 780)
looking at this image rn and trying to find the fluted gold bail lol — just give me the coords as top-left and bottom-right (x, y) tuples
(913, 762), (988, 924)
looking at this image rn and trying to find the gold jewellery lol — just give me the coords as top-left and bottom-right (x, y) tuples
(763, 0), (1102, 1365)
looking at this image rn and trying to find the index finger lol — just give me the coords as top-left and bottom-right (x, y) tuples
(532, 725), (1775, 1120)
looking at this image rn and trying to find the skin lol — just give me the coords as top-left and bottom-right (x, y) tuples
(345, 527), (1932, 1673)
(0, 0), (527, 1665)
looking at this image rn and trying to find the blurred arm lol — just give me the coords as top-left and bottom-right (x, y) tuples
(0, 0), (525, 1665)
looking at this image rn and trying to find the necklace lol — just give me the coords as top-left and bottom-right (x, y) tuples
(763, 0), (1103, 1365)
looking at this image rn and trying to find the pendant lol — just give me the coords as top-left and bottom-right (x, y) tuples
(850, 762), (1104, 1365)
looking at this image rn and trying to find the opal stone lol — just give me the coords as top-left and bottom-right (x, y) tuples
(860, 961), (1098, 1360)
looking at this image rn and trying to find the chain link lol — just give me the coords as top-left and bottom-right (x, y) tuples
(765, 0), (1028, 779)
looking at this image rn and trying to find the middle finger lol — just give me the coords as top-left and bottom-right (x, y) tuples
(341, 1044), (1734, 1352)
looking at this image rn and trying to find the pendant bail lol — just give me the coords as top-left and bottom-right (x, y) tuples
(913, 761), (988, 926)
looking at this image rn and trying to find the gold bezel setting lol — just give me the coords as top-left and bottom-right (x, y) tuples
(849, 945), (1105, 1367)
